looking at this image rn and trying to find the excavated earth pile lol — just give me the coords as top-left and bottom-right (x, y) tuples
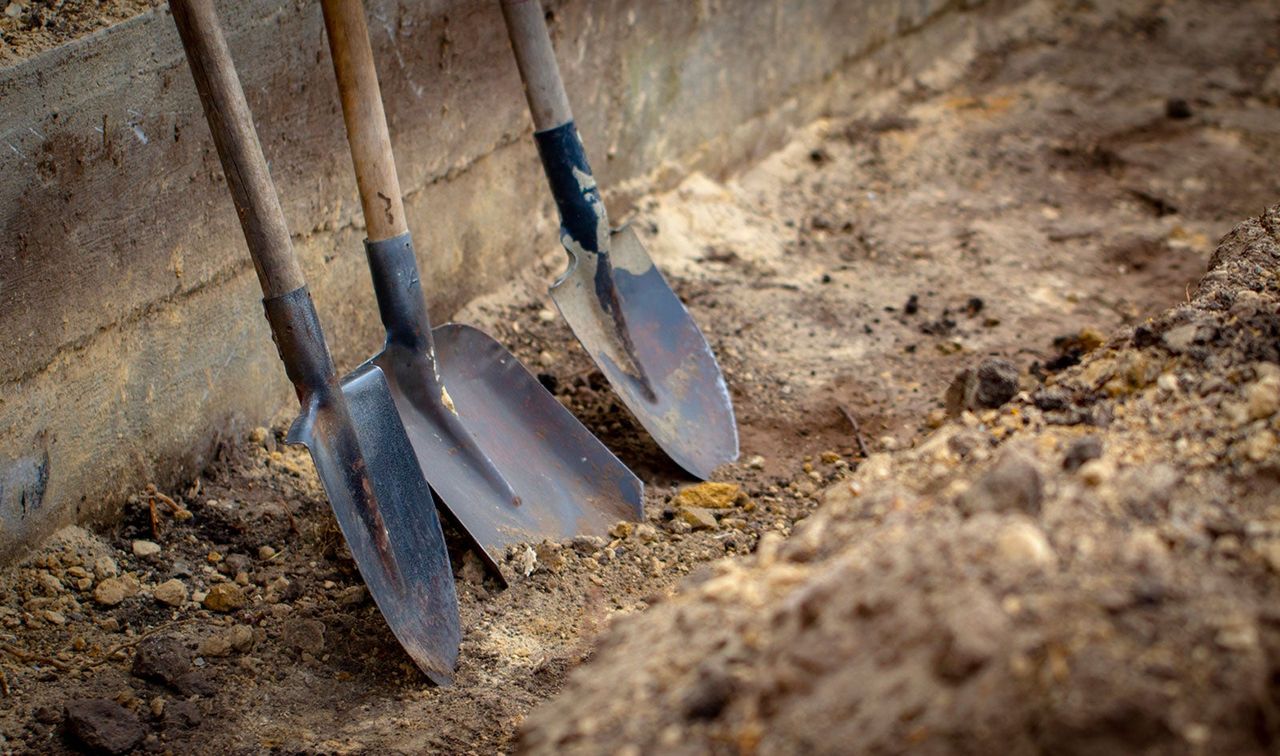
(1, 0), (1279, 752)
(519, 205), (1280, 754)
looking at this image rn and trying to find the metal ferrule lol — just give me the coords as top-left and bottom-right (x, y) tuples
(366, 233), (434, 352)
(262, 286), (339, 404)
(534, 121), (607, 255)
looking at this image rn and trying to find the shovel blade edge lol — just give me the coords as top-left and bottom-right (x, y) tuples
(552, 225), (739, 479)
(291, 364), (460, 685)
(429, 324), (644, 578)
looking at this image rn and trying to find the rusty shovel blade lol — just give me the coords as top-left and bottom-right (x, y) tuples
(289, 366), (460, 685)
(265, 290), (461, 686)
(357, 235), (643, 583)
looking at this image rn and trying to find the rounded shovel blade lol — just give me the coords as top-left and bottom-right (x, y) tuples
(291, 365), (460, 685)
(415, 323), (644, 578)
(551, 225), (739, 479)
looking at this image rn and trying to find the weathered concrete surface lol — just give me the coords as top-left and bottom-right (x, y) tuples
(0, 0), (1022, 560)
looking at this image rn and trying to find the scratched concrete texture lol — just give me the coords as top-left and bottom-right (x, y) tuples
(0, 0), (1013, 561)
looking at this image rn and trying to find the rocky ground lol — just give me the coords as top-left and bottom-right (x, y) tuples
(2, 0), (1280, 752)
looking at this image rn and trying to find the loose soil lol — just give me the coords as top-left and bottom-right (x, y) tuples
(2, 0), (1280, 753)
(0, 0), (162, 64)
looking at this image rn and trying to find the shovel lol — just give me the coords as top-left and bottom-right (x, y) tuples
(170, 0), (459, 684)
(499, 0), (739, 479)
(319, 0), (643, 582)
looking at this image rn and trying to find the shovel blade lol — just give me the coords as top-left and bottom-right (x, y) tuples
(551, 225), (738, 479)
(381, 324), (643, 579)
(289, 364), (460, 684)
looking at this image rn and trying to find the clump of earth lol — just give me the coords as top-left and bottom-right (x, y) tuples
(1, 0), (1279, 752)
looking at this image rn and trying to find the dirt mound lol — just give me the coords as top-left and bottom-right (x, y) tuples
(519, 207), (1280, 754)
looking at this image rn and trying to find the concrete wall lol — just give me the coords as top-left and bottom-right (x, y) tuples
(0, 0), (1018, 560)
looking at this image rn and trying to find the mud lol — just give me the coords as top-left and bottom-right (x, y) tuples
(1, 0), (1279, 752)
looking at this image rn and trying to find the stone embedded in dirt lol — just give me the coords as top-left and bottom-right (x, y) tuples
(1032, 386), (1071, 411)
(1161, 323), (1204, 353)
(163, 700), (201, 730)
(1062, 436), (1104, 471)
(63, 699), (145, 755)
(132, 636), (192, 687)
(994, 519), (1055, 571)
(281, 618), (326, 655)
(513, 545), (538, 577)
(92, 556), (118, 580)
(131, 540), (161, 558)
(570, 536), (604, 555)
(34, 705), (61, 724)
(534, 542), (567, 574)
(1254, 541), (1280, 573)
(1245, 374), (1280, 420)
(677, 507), (720, 531)
(197, 625), (254, 658)
(202, 583), (245, 613)
(609, 521), (634, 539)
(152, 579), (187, 607)
(92, 577), (128, 607)
(1122, 528), (1170, 577)
(222, 553), (251, 578)
(958, 450), (1043, 516)
(335, 585), (368, 607)
(1078, 458), (1114, 487)
(673, 482), (745, 510)
(1242, 429), (1277, 462)
(945, 358), (1020, 415)
(935, 589), (1009, 681)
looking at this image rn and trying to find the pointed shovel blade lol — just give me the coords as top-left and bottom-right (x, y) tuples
(551, 225), (738, 479)
(289, 364), (460, 685)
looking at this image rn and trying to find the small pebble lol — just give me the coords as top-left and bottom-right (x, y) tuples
(132, 540), (161, 558)
(152, 579), (188, 607)
(92, 578), (128, 607)
(202, 583), (245, 613)
(995, 519), (1055, 571)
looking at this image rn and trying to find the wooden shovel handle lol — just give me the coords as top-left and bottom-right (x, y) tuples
(171, 0), (305, 298)
(321, 0), (407, 242)
(500, 0), (573, 131)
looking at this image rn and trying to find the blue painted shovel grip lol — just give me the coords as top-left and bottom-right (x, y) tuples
(366, 232), (434, 353)
(534, 121), (606, 255)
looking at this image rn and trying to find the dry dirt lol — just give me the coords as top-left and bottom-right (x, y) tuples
(0, 0), (162, 64)
(2, 0), (1280, 753)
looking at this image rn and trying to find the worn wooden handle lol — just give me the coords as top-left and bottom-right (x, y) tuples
(170, 0), (305, 298)
(321, 0), (407, 242)
(500, 0), (573, 131)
